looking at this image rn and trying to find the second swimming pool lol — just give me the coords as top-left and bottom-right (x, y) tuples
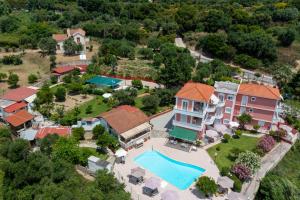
(134, 150), (206, 190)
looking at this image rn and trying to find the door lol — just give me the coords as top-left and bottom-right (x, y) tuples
(240, 107), (246, 114)
(241, 96), (248, 106)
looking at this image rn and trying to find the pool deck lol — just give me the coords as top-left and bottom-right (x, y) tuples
(113, 138), (227, 200)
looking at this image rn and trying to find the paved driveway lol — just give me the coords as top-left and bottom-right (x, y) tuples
(150, 111), (174, 131)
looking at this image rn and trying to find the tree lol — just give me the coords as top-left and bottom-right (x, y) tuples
(7, 72), (19, 88)
(0, 72), (7, 82)
(85, 104), (93, 114)
(54, 87), (66, 102)
(39, 134), (59, 156)
(196, 176), (218, 197)
(96, 132), (118, 150)
(52, 137), (81, 164)
(204, 9), (232, 32)
(72, 127), (85, 141)
(7, 139), (30, 162)
(278, 28), (296, 47)
(50, 55), (56, 69)
(138, 48), (153, 60)
(256, 175), (299, 200)
(0, 126), (11, 138)
(131, 80), (143, 90)
(38, 37), (56, 56)
(113, 89), (135, 106)
(175, 5), (198, 32)
(28, 74), (38, 84)
(235, 151), (260, 174)
(63, 38), (82, 56)
(237, 113), (252, 129)
(142, 95), (160, 114)
(92, 125), (105, 140)
(34, 83), (54, 117)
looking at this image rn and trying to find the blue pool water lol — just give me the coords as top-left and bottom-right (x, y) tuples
(86, 76), (122, 87)
(134, 151), (206, 190)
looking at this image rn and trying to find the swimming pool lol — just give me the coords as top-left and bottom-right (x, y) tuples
(134, 150), (206, 190)
(86, 76), (122, 87)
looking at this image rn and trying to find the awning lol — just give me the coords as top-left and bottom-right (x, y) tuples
(121, 122), (151, 140)
(24, 94), (37, 103)
(169, 126), (198, 142)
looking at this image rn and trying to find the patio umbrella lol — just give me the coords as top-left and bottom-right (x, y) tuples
(227, 191), (245, 200)
(131, 167), (145, 175)
(145, 177), (160, 190)
(102, 93), (112, 99)
(229, 121), (239, 129)
(115, 148), (127, 158)
(161, 190), (179, 200)
(206, 130), (219, 138)
(217, 176), (234, 189)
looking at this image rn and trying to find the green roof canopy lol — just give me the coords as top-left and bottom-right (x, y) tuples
(169, 126), (198, 142)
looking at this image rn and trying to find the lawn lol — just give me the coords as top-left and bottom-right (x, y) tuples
(269, 141), (300, 188)
(80, 147), (108, 161)
(207, 135), (259, 170)
(76, 96), (111, 118)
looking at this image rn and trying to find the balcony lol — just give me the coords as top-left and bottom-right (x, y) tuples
(217, 101), (225, 107)
(172, 120), (202, 131)
(206, 105), (216, 113)
(119, 132), (150, 149)
(204, 116), (215, 125)
(173, 106), (205, 118)
(276, 104), (283, 113)
(215, 112), (223, 119)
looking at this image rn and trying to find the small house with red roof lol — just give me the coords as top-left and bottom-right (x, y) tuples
(52, 28), (89, 54)
(35, 126), (71, 139)
(4, 110), (34, 132)
(99, 105), (152, 150)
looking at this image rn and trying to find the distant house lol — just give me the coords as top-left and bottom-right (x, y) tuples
(35, 126), (71, 139)
(0, 87), (38, 132)
(88, 156), (112, 173)
(52, 64), (88, 82)
(99, 105), (152, 150)
(72, 118), (102, 133)
(52, 28), (89, 54)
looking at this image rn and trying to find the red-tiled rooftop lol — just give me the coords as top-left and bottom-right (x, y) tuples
(4, 102), (27, 113)
(52, 34), (68, 42)
(238, 83), (281, 100)
(52, 66), (75, 74)
(5, 110), (34, 127)
(1, 87), (37, 102)
(69, 28), (86, 36)
(99, 105), (149, 134)
(36, 126), (71, 139)
(176, 82), (215, 103)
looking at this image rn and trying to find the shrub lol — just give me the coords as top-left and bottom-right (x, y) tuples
(220, 167), (230, 176)
(131, 80), (143, 90)
(85, 105), (93, 114)
(50, 75), (58, 84)
(253, 125), (260, 133)
(54, 87), (66, 102)
(269, 129), (287, 142)
(231, 164), (252, 181)
(196, 176), (218, 197)
(233, 54), (262, 69)
(228, 148), (244, 161)
(1, 55), (22, 65)
(222, 134), (231, 143)
(72, 127), (85, 141)
(28, 74), (38, 84)
(92, 125), (105, 140)
(216, 146), (221, 151)
(234, 130), (242, 138)
(231, 175), (242, 192)
(235, 151), (261, 174)
(257, 135), (276, 153)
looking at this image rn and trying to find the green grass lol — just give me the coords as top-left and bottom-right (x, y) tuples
(285, 99), (300, 110)
(207, 135), (259, 169)
(76, 96), (111, 118)
(80, 147), (108, 161)
(269, 141), (300, 188)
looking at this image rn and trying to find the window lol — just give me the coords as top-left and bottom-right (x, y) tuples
(181, 114), (187, 123)
(193, 101), (203, 112)
(241, 96), (248, 106)
(57, 44), (60, 50)
(225, 107), (232, 114)
(227, 95), (234, 101)
(182, 100), (188, 111)
(76, 37), (81, 43)
(192, 117), (202, 125)
(258, 121), (265, 127)
(223, 119), (230, 124)
(251, 97), (256, 102)
(248, 108), (253, 112)
(218, 93), (225, 102)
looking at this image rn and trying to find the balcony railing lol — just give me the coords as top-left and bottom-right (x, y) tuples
(173, 106), (205, 117)
(119, 132), (150, 149)
(217, 101), (225, 107)
(215, 113), (223, 119)
(204, 116), (215, 125)
(172, 120), (202, 131)
(206, 106), (216, 113)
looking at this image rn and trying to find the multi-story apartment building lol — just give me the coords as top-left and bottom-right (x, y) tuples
(171, 81), (282, 141)
(233, 83), (283, 129)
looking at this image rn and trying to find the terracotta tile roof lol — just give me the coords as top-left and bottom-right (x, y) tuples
(238, 83), (281, 100)
(99, 105), (149, 134)
(35, 126), (71, 139)
(52, 66), (75, 74)
(52, 34), (68, 42)
(1, 87), (37, 102)
(176, 82), (215, 103)
(5, 110), (34, 127)
(70, 28), (86, 36)
(4, 102), (27, 113)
